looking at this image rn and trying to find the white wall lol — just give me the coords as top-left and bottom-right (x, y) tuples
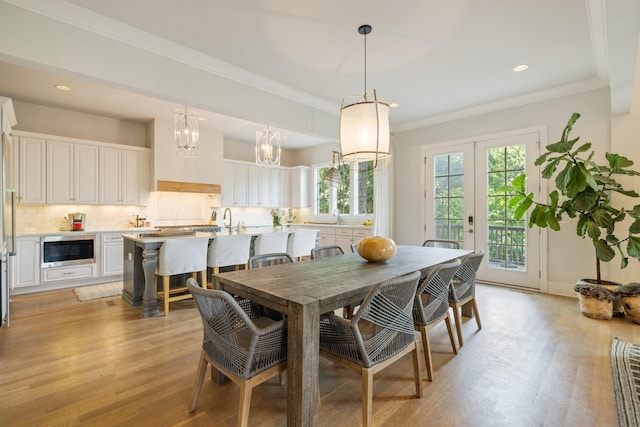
(393, 88), (612, 295)
(610, 44), (640, 285)
(224, 137), (297, 166)
(13, 100), (147, 146)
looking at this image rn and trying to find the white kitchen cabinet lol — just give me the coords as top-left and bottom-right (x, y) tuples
(100, 233), (124, 277)
(290, 166), (310, 208)
(13, 237), (40, 288)
(269, 168), (283, 207)
(100, 147), (144, 205)
(223, 161), (248, 206)
(318, 229), (335, 247)
(281, 168), (291, 207)
(248, 165), (271, 207)
(47, 141), (99, 204)
(335, 228), (354, 253)
(17, 137), (46, 204)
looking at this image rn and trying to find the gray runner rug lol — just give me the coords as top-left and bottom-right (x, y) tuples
(611, 337), (640, 427)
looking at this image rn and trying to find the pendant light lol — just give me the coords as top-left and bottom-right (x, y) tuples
(340, 24), (391, 168)
(174, 106), (199, 156)
(321, 151), (342, 187)
(256, 125), (281, 167)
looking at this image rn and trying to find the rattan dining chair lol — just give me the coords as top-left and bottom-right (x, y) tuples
(310, 245), (344, 259)
(319, 271), (424, 427)
(412, 259), (461, 381)
(248, 253), (294, 269)
(187, 278), (287, 427)
(422, 239), (460, 249)
(449, 251), (484, 347)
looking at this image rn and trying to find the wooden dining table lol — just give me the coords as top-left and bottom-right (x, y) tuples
(212, 245), (472, 426)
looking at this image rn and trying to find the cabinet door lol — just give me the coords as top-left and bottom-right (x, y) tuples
(248, 165), (270, 206)
(121, 150), (142, 205)
(281, 168), (291, 207)
(223, 162), (249, 206)
(47, 140), (73, 203)
(74, 143), (99, 204)
(290, 166), (310, 208)
(101, 233), (124, 276)
(14, 237), (40, 288)
(100, 147), (122, 204)
(270, 168), (282, 207)
(18, 137), (46, 204)
(335, 228), (353, 253)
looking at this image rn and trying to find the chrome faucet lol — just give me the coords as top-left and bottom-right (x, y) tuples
(223, 208), (232, 232)
(333, 208), (341, 224)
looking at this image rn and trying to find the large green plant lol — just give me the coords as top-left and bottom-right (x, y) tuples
(503, 112), (640, 282)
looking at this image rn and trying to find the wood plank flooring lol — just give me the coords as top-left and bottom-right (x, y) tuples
(1, 283), (636, 426)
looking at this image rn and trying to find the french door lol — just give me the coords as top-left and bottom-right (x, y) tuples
(423, 130), (542, 289)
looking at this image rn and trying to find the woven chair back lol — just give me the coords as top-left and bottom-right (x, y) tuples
(422, 239), (460, 249)
(449, 251), (484, 303)
(413, 259), (461, 326)
(248, 253), (293, 269)
(311, 245), (345, 259)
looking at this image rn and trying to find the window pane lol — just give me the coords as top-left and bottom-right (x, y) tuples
(316, 167), (330, 214)
(357, 161), (374, 214)
(450, 153), (464, 175)
(337, 164), (351, 214)
(434, 155), (449, 176)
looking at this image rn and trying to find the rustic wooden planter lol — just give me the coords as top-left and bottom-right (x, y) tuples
(574, 280), (617, 320)
(617, 283), (640, 324)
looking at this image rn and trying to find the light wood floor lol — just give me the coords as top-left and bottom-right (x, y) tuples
(1, 283), (636, 426)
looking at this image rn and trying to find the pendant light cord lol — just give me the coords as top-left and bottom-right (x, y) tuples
(363, 30), (367, 95)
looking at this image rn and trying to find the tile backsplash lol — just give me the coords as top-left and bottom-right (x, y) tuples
(16, 191), (313, 234)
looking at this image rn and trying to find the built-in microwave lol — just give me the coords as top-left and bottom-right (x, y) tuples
(41, 234), (96, 268)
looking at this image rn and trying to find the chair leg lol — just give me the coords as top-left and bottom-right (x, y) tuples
(189, 351), (209, 412)
(418, 326), (433, 381)
(471, 298), (482, 330)
(362, 367), (374, 427)
(163, 276), (170, 316)
(444, 313), (458, 354)
(412, 341), (424, 397)
(451, 304), (464, 347)
(237, 381), (253, 427)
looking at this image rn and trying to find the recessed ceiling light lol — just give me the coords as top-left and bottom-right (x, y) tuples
(55, 84), (72, 91)
(389, 102), (400, 108)
(197, 117), (207, 121)
(513, 64), (529, 72)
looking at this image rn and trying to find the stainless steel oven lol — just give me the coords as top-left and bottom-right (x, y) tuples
(41, 234), (96, 268)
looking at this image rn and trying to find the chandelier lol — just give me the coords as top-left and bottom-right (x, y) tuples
(174, 106), (199, 156)
(340, 25), (391, 168)
(255, 126), (281, 167)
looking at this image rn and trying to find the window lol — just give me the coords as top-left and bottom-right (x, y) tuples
(314, 161), (374, 216)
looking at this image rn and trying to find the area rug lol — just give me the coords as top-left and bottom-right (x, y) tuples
(611, 337), (640, 427)
(73, 282), (123, 302)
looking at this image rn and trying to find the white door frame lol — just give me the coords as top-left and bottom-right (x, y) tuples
(420, 125), (548, 293)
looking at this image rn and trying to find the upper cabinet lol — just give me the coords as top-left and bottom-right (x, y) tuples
(223, 161), (248, 206)
(100, 147), (144, 205)
(47, 141), (99, 204)
(222, 161), (309, 208)
(14, 131), (149, 206)
(290, 166), (310, 208)
(17, 137), (46, 204)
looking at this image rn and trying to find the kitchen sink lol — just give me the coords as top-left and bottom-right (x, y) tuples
(159, 225), (221, 232)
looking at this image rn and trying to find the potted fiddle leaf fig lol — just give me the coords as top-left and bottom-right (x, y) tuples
(502, 112), (640, 319)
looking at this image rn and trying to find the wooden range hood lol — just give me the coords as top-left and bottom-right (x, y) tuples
(157, 180), (221, 194)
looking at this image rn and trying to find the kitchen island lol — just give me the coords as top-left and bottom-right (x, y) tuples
(122, 229), (293, 317)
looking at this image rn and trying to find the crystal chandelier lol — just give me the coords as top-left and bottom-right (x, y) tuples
(174, 106), (199, 156)
(255, 126), (281, 167)
(340, 25), (391, 168)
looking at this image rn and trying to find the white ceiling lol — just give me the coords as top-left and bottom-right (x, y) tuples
(0, 0), (638, 148)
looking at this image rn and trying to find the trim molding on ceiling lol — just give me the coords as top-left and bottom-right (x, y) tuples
(4, 0), (338, 117)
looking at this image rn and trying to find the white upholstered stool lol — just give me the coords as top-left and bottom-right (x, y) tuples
(253, 232), (290, 256)
(287, 229), (319, 261)
(156, 236), (209, 316)
(207, 234), (252, 275)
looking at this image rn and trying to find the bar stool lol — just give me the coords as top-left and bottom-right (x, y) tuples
(207, 234), (252, 276)
(253, 232), (290, 256)
(156, 236), (209, 316)
(287, 229), (319, 261)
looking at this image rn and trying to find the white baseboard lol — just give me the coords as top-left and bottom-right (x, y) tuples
(547, 281), (578, 299)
